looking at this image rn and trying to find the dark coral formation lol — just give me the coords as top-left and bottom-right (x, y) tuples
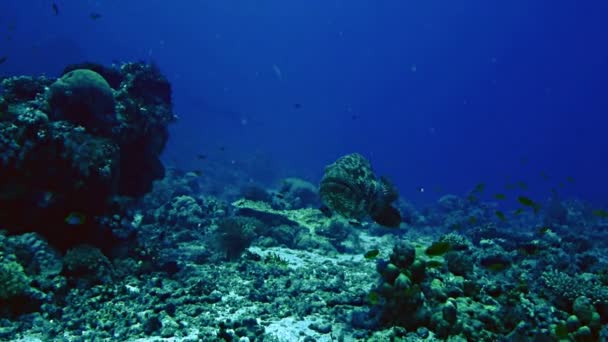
(319, 153), (401, 227)
(0, 62), (175, 249)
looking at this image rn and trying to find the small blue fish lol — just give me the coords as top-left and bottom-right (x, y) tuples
(364, 249), (380, 259)
(473, 183), (486, 194)
(593, 209), (608, 219)
(494, 193), (506, 200)
(495, 210), (506, 221)
(65, 212), (86, 225)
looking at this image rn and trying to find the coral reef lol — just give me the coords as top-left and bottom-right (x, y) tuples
(1, 64), (608, 341)
(0, 62), (175, 250)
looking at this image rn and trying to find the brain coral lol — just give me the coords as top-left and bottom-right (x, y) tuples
(47, 69), (116, 133)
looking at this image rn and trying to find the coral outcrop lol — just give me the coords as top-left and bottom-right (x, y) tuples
(0, 62), (176, 249)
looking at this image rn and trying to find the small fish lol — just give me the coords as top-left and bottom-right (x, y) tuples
(566, 176), (575, 184)
(89, 12), (102, 20)
(592, 209), (608, 219)
(368, 291), (380, 305)
(219, 146), (225, 152)
(494, 193), (506, 200)
(473, 183), (486, 193)
(364, 249), (379, 259)
(351, 114), (359, 120)
(349, 219), (363, 227)
(426, 260), (444, 268)
(192, 170), (203, 177)
(37, 191), (54, 208)
(196, 154), (207, 160)
(505, 183), (516, 190)
(495, 210), (506, 221)
(0, 56), (7, 65)
(540, 171), (549, 180)
(52, 2), (59, 15)
(517, 181), (528, 190)
(517, 196), (534, 206)
(425, 241), (452, 256)
(513, 208), (525, 216)
(275, 192), (285, 199)
(293, 103), (302, 109)
(65, 212), (86, 225)
(517, 196), (539, 213)
(468, 216), (477, 224)
(485, 263), (508, 272)
(272, 64), (282, 81)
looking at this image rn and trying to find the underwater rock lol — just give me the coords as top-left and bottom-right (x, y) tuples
(165, 195), (204, 227)
(319, 153), (401, 227)
(278, 177), (319, 209)
(63, 244), (114, 286)
(390, 240), (416, 269)
(239, 184), (273, 203)
(445, 251), (474, 277)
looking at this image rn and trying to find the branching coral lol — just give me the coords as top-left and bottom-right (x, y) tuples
(542, 269), (608, 307)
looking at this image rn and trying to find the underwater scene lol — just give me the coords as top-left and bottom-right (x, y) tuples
(1, 1), (608, 341)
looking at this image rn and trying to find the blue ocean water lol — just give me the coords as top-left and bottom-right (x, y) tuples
(2, 1), (607, 206)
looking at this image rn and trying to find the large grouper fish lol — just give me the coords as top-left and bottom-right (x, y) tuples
(319, 153), (402, 228)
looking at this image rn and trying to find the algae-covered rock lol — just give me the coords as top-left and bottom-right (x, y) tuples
(232, 198), (328, 231)
(278, 177), (319, 209)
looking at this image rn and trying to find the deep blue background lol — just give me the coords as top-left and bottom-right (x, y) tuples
(2, 1), (607, 206)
